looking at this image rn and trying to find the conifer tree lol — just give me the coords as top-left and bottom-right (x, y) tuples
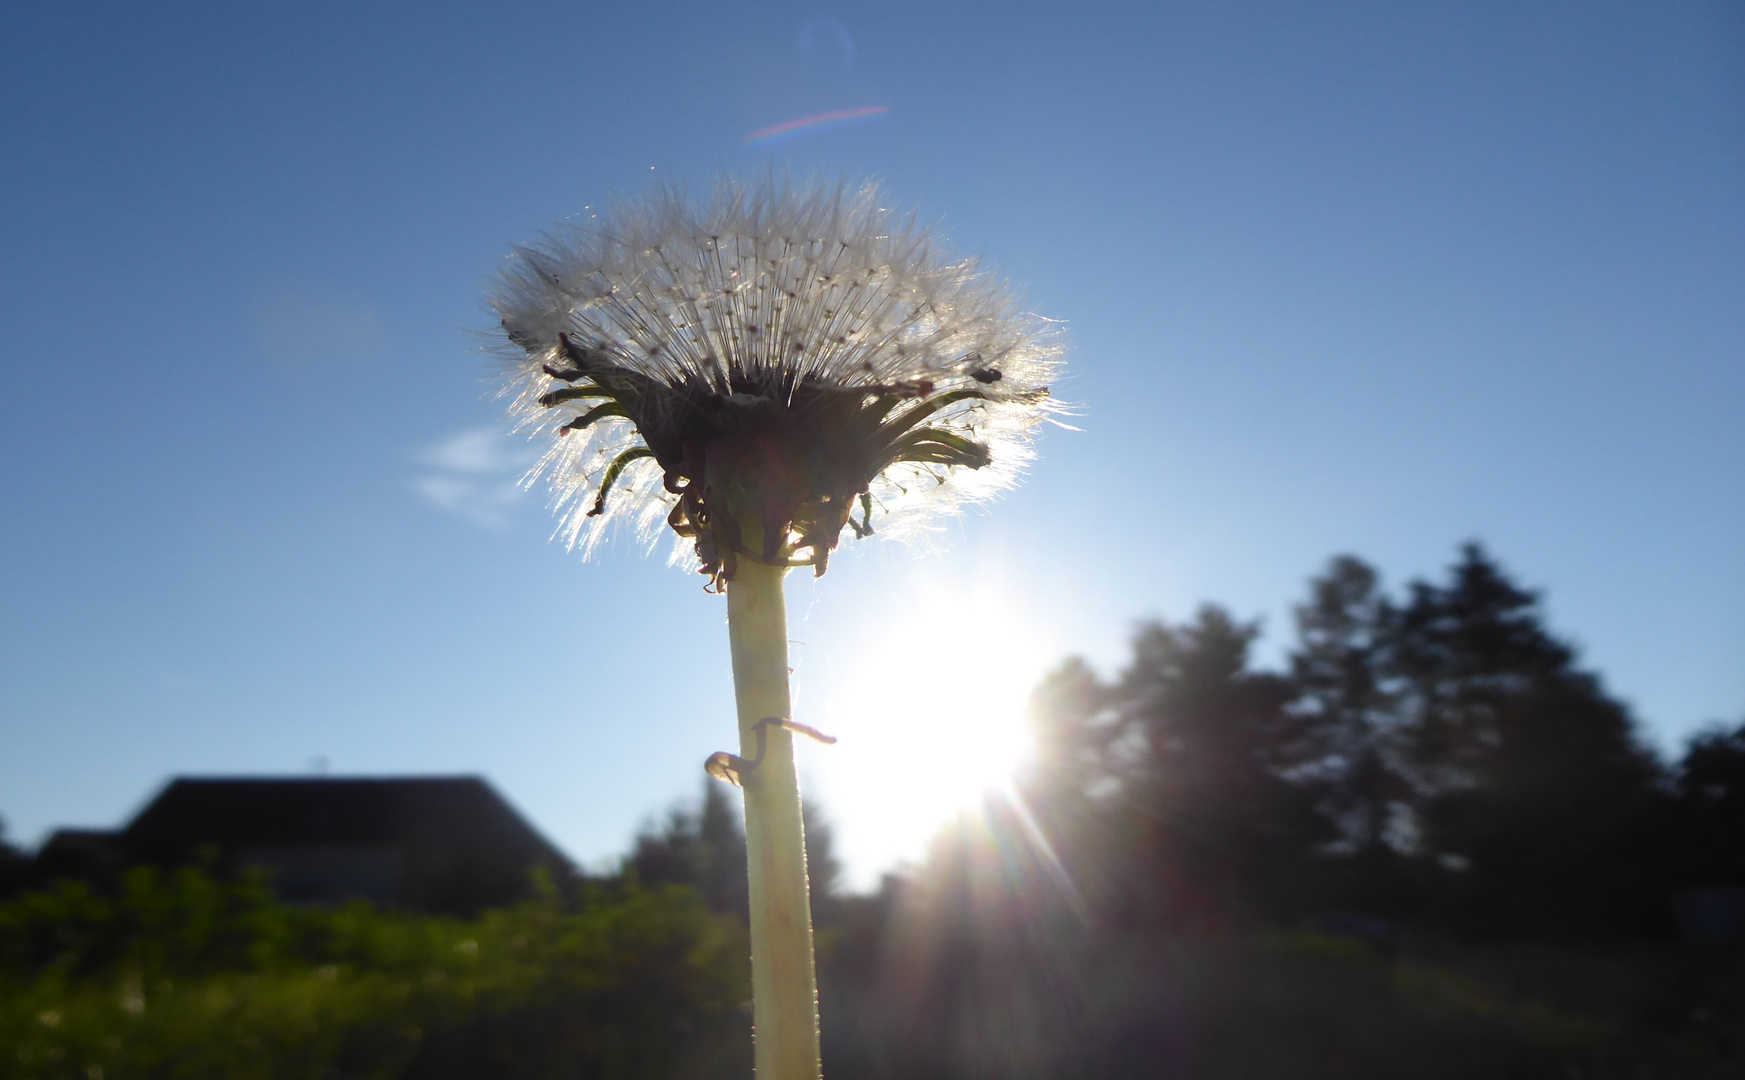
(1287, 556), (1421, 915)
(1670, 720), (1745, 889)
(1393, 545), (1661, 935)
(1118, 608), (1330, 923)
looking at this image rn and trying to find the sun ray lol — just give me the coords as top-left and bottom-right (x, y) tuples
(806, 571), (1062, 884)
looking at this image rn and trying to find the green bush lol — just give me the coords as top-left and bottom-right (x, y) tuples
(0, 867), (749, 1080)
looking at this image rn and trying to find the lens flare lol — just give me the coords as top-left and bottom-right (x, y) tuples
(743, 106), (889, 148)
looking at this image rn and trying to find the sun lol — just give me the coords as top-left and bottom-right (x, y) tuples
(801, 572), (1061, 886)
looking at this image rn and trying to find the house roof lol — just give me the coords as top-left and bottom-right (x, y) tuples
(122, 776), (571, 866)
(109, 776), (576, 911)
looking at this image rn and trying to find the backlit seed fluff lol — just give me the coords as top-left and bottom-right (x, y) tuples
(490, 175), (1064, 589)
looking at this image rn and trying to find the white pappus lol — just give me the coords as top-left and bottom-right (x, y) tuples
(490, 173), (1064, 589)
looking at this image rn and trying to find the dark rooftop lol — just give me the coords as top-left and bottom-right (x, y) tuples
(35, 776), (575, 914)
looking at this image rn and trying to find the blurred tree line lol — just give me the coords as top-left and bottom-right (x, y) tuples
(1022, 544), (1717, 939)
(2, 544), (1741, 1077)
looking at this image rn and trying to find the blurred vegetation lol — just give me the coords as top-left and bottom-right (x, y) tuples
(0, 866), (749, 1080)
(3, 543), (1742, 1077)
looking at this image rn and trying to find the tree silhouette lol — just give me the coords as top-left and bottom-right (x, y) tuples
(1117, 607), (1330, 925)
(1392, 544), (1663, 936)
(627, 781), (839, 921)
(0, 818), (30, 900)
(629, 781), (748, 916)
(1671, 720), (1745, 888)
(1026, 607), (1332, 928)
(1286, 555), (1421, 917)
(1024, 546), (1673, 937)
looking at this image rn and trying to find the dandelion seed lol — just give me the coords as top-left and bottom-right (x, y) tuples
(491, 174), (1062, 589)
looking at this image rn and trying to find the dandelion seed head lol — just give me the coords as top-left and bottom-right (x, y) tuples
(491, 173), (1063, 588)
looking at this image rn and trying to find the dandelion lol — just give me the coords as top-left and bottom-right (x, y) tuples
(490, 174), (1061, 1079)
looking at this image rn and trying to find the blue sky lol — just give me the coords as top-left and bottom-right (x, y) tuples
(2, 0), (1740, 886)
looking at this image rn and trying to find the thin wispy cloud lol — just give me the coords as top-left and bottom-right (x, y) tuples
(413, 429), (539, 530)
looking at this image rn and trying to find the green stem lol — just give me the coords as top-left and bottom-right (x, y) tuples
(726, 559), (822, 1080)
